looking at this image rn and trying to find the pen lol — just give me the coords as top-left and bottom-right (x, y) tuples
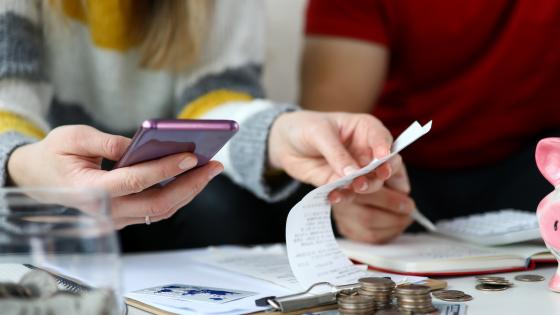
(411, 208), (437, 231)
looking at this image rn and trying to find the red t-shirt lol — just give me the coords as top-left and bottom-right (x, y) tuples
(306, 0), (560, 169)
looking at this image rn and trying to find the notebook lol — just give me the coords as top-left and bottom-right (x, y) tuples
(338, 233), (556, 276)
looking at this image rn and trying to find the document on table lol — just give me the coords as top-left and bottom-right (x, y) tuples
(285, 121), (432, 289)
(192, 245), (426, 292)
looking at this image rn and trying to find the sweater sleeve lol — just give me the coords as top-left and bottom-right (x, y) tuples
(174, 0), (299, 201)
(0, 0), (52, 186)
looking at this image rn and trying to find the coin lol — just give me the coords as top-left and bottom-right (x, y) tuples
(395, 284), (431, 295)
(475, 283), (509, 291)
(514, 274), (545, 282)
(475, 276), (505, 281)
(438, 294), (473, 302)
(432, 290), (465, 298)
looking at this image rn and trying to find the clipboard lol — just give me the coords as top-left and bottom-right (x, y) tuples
(125, 278), (447, 315)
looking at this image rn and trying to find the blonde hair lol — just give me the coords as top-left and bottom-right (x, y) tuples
(139, 0), (212, 71)
(52, 0), (213, 71)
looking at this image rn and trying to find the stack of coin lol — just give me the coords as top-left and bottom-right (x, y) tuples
(432, 289), (473, 302)
(394, 284), (438, 314)
(475, 275), (513, 291)
(357, 277), (395, 309)
(337, 295), (376, 315)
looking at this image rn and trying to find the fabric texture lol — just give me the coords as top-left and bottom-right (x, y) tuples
(0, 0), (298, 201)
(0, 131), (34, 186)
(229, 103), (300, 201)
(306, 0), (560, 169)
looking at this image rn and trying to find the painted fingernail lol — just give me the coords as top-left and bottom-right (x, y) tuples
(343, 166), (360, 176)
(179, 156), (197, 170)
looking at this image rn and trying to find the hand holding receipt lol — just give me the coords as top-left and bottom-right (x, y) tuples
(285, 121), (432, 289)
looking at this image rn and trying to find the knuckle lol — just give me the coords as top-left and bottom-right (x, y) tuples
(124, 172), (146, 194)
(148, 200), (167, 217)
(104, 136), (122, 158)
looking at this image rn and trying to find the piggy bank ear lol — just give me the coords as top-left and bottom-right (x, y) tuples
(536, 138), (560, 186)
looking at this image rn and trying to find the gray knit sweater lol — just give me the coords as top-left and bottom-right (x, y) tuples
(0, 0), (298, 201)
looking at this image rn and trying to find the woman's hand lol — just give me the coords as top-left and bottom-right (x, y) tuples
(268, 111), (398, 203)
(7, 125), (223, 229)
(333, 160), (415, 243)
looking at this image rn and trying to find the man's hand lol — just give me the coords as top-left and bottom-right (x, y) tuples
(333, 159), (415, 243)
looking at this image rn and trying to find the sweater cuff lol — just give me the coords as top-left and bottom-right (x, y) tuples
(229, 104), (300, 202)
(0, 131), (35, 186)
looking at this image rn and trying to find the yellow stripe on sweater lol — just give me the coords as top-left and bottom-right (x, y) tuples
(0, 112), (46, 139)
(57, 0), (148, 51)
(178, 90), (253, 119)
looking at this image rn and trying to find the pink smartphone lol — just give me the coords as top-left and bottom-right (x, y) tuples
(114, 119), (239, 169)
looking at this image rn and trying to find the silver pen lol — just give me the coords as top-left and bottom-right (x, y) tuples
(411, 208), (437, 231)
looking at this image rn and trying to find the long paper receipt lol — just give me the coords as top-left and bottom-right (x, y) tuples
(286, 121), (432, 289)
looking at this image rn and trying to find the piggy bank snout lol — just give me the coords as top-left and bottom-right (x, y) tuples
(536, 138), (560, 187)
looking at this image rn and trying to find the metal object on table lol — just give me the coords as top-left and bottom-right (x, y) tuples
(514, 274), (546, 282)
(394, 284), (438, 314)
(432, 289), (473, 302)
(337, 295), (376, 314)
(357, 277), (395, 309)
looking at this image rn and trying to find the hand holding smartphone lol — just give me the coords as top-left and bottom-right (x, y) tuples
(114, 119), (239, 169)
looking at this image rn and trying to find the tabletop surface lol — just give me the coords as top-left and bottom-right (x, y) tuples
(125, 258), (560, 315)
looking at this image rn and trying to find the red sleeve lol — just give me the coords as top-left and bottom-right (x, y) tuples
(305, 0), (390, 46)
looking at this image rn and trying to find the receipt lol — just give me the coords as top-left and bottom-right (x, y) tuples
(286, 121), (432, 289)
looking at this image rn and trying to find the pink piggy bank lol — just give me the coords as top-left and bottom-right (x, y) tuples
(536, 138), (560, 292)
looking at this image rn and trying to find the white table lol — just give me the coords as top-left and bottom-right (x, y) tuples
(124, 251), (560, 315)
(434, 266), (560, 314)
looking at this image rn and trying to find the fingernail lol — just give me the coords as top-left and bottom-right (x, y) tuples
(343, 166), (359, 176)
(399, 202), (412, 214)
(359, 181), (368, 192)
(209, 166), (223, 179)
(374, 146), (389, 159)
(332, 196), (342, 204)
(179, 156), (197, 170)
(359, 156), (371, 166)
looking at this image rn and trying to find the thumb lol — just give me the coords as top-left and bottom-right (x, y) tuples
(310, 123), (360, 177)
(67, 126), (131, 161)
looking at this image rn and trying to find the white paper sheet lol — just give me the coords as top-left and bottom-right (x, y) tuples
(285, 121), (432, 289)
(122, 249), (291, 315)
(191, 245), (302, 291)
(191, 246), (426, 292)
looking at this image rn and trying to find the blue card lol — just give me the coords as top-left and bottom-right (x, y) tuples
(134, 284), (257, 304)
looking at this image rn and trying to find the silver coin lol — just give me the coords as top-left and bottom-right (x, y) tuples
(475, 283), (509, 291)
(359, 277), (395, 286)
(514, 274), (546, 282)
(432, 290), (466, 298)
(395, 284), (431, 295)
(475, 276), (505, 280)
(437, 294), (473, 302)
(477, 280), (513, 286)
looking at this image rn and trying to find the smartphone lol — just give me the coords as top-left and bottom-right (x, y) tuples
(114, 119), (239, 169)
